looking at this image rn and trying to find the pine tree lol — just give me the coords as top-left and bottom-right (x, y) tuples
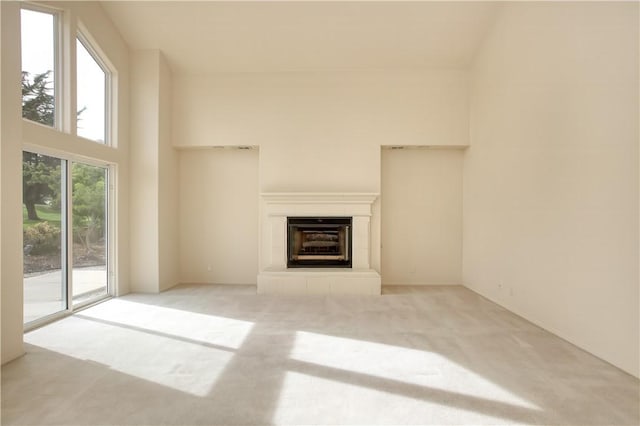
(21, 71), (55, 126)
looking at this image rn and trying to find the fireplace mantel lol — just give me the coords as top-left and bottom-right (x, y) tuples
(261, 192), (378, 205)
(258, 192), (381, 295)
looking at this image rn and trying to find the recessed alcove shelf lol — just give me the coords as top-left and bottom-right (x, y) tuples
(258, 193), (381, 295)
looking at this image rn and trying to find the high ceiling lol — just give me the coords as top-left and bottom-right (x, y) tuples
(101, 1), (498, 74)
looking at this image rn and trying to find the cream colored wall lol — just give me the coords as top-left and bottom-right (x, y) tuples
(158, 53), (179, 292)
(130, 50), (179, 293)
(382, 148), (463, 285)
(464, 2), (639, 377)
(173, 69), (469, 276)
(1, 1), (25, 364)
(173, 70), (468, 188)
(179, 148), (259, 285)
(129, 51), (160, 292)
(1, 1), (131, 364)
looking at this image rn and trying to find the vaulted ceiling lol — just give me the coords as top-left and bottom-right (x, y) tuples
(101, 1), (499, 74)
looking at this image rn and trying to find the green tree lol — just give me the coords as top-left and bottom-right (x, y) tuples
(22, 152), (60, 221)
(22, 71), (92, 225)
(22, 70), (54, 126)
(72, 164), (105, 251)
(22, 71), (59, 220)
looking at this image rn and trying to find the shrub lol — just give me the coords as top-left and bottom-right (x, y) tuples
(24, 221), (60, 255)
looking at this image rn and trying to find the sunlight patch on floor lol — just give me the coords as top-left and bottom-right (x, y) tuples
(23, 300), (255, 397)
(78, 298), (254, 349)
(271, 371), (414, 424)
(290, 331), (541, 411)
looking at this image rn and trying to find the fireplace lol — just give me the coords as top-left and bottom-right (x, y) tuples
(287, 217), (352, 268)
(258, 193), (381, 295)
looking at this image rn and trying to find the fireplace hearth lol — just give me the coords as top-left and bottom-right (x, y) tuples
(287, 217), (352, 268)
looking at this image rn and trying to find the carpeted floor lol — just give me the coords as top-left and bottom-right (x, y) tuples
(2, 284), (638, 425)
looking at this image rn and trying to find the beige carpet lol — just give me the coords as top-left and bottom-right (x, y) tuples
(2, 284), (638, 425)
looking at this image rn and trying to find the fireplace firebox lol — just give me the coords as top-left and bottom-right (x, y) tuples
(287, 217), (352, 268)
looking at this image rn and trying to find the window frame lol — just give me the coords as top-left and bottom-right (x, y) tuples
(19, 3), (120, 331)
(22, 145), (115, 331)
(76, 25), (115, 146)
(20, 3), (63, 131)
(69, 158), (112, 310)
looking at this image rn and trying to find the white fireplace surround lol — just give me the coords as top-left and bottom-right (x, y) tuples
(258, 193), (381, 295)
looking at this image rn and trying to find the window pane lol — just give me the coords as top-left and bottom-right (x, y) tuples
(21, 9), (56, 127)
(23, 152), (66, 324)
(77, 38), (107, 143)
(72, 163), (108, 304)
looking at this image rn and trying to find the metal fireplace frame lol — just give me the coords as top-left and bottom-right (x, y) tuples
(287, 217), (352, 268)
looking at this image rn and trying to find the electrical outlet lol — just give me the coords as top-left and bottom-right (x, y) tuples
(207, 264), (212, 271)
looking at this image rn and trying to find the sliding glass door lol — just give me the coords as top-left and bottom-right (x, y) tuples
(23, 152), (67, 324)
(23, 151), (111, 326)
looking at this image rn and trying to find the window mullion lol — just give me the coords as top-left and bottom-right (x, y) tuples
(53, 11), (62, 131)
(63, 9), (77, 136)
(65, 160), (74, 312)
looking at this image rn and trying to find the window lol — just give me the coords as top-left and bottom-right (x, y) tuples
(71, 162), (109, 304)
(19, 5), (117, 327)
(20, 7), (58, 128)
(20, 6), (114, 143)
(76, 35), (109, 143)
(23, 150), (111, 326)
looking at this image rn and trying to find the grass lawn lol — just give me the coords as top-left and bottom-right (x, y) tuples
(23, 204), (62, 230)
